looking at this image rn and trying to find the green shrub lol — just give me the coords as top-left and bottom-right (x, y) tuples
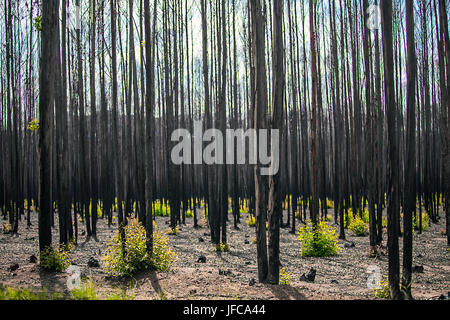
(361, 209), (370, 223)
(154, 200), (170, 217)
(413, 212), (429, 231)
(2, 223), (12, 234)
(319, 199), (334, 209)
(185, 210), (194, 218)
(89, 201), (102, 218)
(103, 219), (175, 277)
(39, 246), (71, 272)
(373, 278), (390, 299)
(297, 220), (340, 257)
(215, 242), (230, 252)
(34, 16), (42, 31)
(246, 215), (256, 227)
(382, 216), (387, 228)
(344, 210), (354, 228)
(27, 119), (40, 131)
(279, 268), (291, 285)
(348, 217), (368, 236)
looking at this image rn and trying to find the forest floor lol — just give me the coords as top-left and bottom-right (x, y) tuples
(0, 208), (449, 300)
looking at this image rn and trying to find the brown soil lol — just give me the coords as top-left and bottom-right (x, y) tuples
(0, 209), (448, 300)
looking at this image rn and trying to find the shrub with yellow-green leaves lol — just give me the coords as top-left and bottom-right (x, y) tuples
(103, 218), (175, 277)
(39, 246), (71, 272)
(348, 216), (368, 236)
(215, 242), (230, 252)
(373, 278), (390, 299)
(279, 268), (291, 285)
(246, 215), (256, 227)
(297, 220), (340, 257)
(185, 210), (194, 218)
(412, 212), (429, 231)
(154, 200), (171, 217)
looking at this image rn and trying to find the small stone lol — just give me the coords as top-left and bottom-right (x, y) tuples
(198, 237), (205, 243)
(331, 280), (339, 284)
(244, 240), (250, 244)
(88, 257), (100, 268)
(344, 241), (355, 248)
(197, 255), (206, 263)
(203, 232), (210, 236)
(412, 265), (424, 273)
(29, 255), (38, 264)
(249, 278), (256, 286)
(300, 268), (316, 282)
(8, 263), (19, 272)
(245, 261), (251, 265)
(189, 289), (197, 295)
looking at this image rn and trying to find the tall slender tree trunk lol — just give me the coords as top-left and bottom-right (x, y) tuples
(267, 0), (284, 285)
(39, 0), (59, 252)
(381, 0), (403, 300)
(250, 0), (268, 283)
(401, 0), (416, 299)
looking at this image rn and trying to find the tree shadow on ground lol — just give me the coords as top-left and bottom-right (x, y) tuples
(126, 269), (163, 296)
(266, 284), (307, 300)
(38, 268), (68, 294)
(147, 270), (162, 294)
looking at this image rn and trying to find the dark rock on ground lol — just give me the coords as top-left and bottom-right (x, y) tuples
(29, 255), (37, 264)
(198, 237), (204, 243)
(197, 255), (206, 263)
(8, 263), (19, 272)
(249, 278), (256, 286)
(438, 293), (449, 300)
(344, 241), (355, 248)
(412, 265), (424, 273)
(88, 257), (100, 268)
(300, 268), (316, 282)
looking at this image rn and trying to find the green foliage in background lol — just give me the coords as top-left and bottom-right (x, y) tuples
(297, 220), (340, 257)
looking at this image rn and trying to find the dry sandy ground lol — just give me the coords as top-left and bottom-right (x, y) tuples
(0, 208), (448, 300)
